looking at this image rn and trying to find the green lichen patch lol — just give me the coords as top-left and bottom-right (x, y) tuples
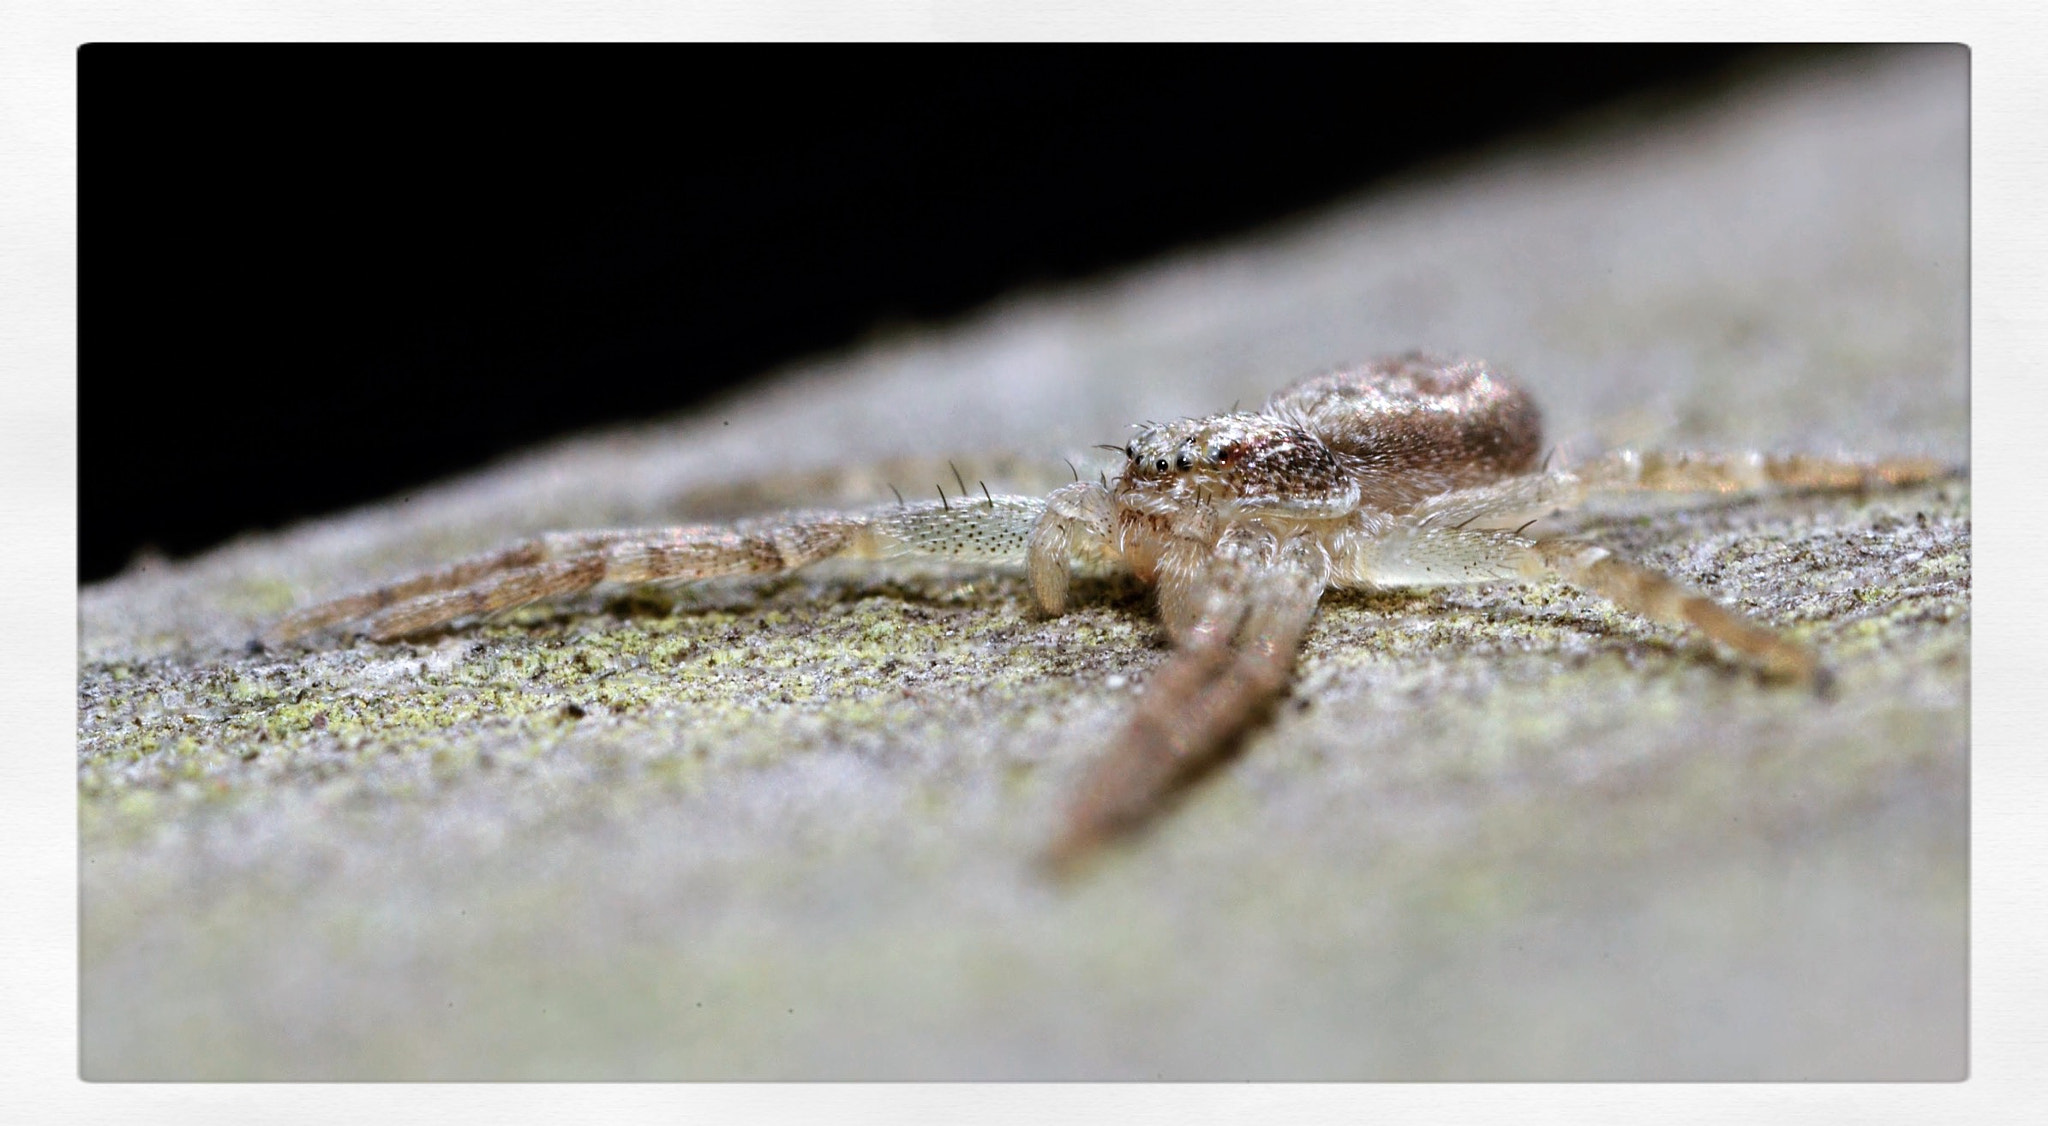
(77, 565), (1160, 857)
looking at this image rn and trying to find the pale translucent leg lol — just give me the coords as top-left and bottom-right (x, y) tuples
(1331, 448), (1962, 684)
(1385, 448), (1958, 537)
(1026, 480), (1116, 614)
(1530, 539), (1819, 683)
(270, 495), (1046, 644)
(1578, 448), (1953, 494)
(1346, 508), (1820, 685)
(1045, 530), (1328, 875)
(269, 521), (857, 643)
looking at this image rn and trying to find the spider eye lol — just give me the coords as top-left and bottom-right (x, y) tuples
(1175, 452), (1191, 472)
(1154, 458), (1169, 473)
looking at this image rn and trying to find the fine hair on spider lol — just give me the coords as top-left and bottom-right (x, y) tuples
(269, 353), (1953, 877)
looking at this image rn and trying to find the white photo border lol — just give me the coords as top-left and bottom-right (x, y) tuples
(8, 3), (2040, 1123)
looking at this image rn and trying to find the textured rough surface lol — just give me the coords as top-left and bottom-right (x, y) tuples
(79, 49), (1967, 1079)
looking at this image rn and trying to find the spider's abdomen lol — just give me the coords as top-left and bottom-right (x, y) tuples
(1263, 353), (1542, 510)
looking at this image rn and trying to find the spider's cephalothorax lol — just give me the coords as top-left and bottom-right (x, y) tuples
(270, 353), (1949, 874)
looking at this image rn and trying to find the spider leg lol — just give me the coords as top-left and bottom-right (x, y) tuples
(271, 495), (1049, 644)
(268, 518), (861, 643)
(1508, 446), (1965, 676)
(1337, 445), (1959, 686)
(1379, 449), (1957, 543)
(1530, 539), (1819, 683)
(1045, 531), (1327, 875)
(267, 531), (633, 642)
(1580, 449), (1955, 495)
(1026, 480), (1116, 614)
(1345, 511), (1822, 685)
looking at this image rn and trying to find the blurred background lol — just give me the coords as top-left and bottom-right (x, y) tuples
(80, 44), (1787, 582)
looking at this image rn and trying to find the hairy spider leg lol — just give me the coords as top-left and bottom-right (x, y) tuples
(269, 496), (1047, 644)
(1025, 479), (1118, 615)
(1045, 529), (1328, 875)
(1336, 469), (1833, 684)
(1343, 449), (1958, 683)
(1579, 449), (1951, 494)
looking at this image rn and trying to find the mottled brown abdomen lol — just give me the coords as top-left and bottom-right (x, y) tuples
(1263, 353), (1542, 509)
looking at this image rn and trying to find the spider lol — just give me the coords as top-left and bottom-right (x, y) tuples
(269, 354), (1948, 874)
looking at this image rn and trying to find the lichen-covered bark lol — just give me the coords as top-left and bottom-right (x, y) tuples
(80, 49), (1967, 1079)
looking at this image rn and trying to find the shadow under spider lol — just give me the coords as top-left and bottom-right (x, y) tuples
(588, 567), (1154, 624)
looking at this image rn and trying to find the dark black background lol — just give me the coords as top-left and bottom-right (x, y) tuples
(81, 44), (1775, 582)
